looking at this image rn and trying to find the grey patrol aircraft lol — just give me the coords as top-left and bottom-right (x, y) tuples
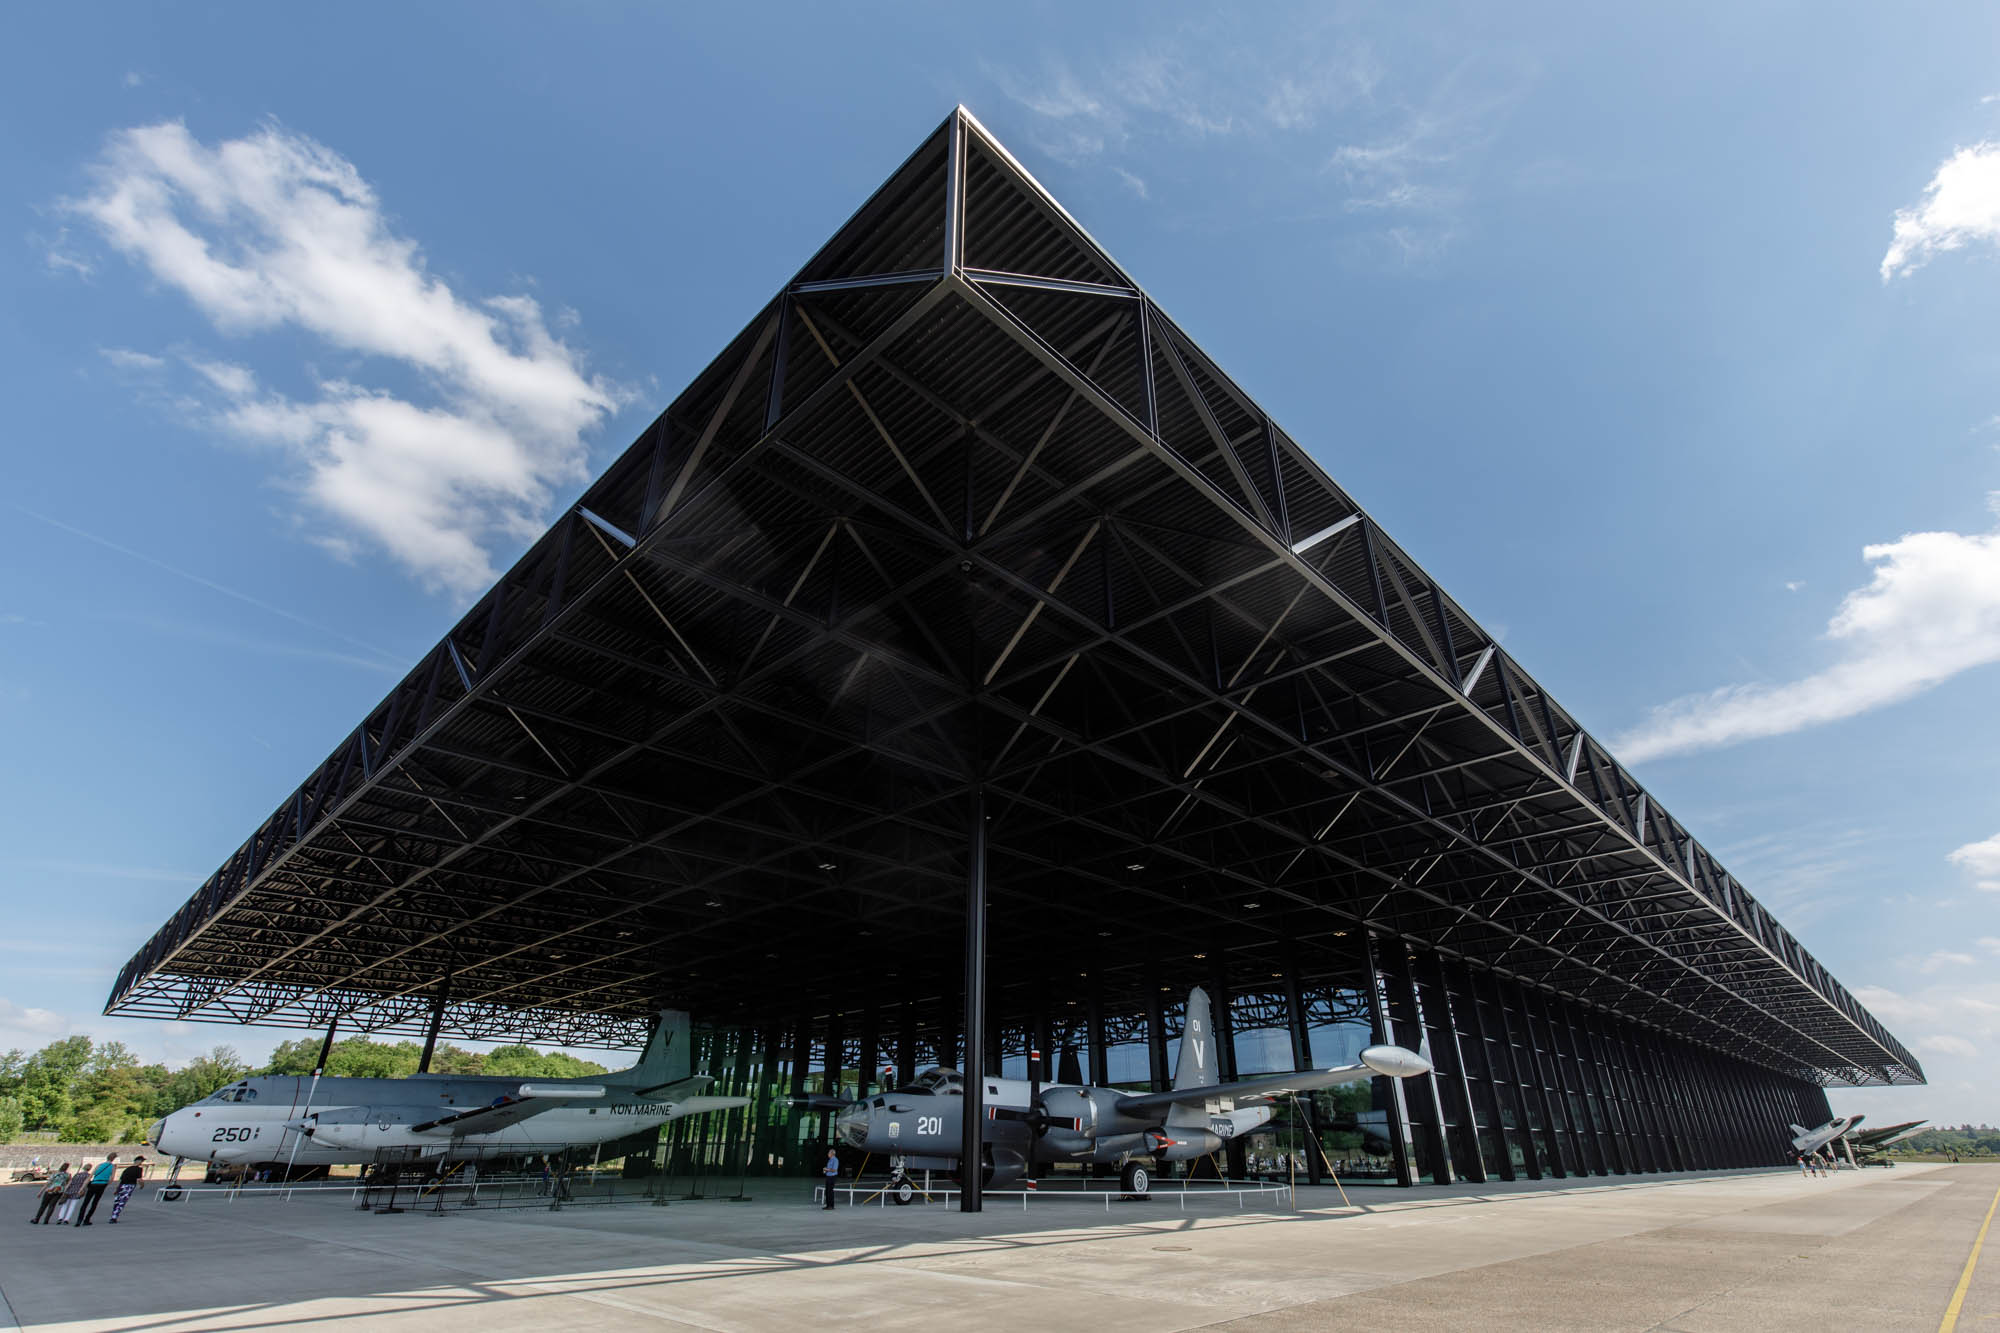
(149, 1010), (746, 1176)
(834, 986), (1431, 1198)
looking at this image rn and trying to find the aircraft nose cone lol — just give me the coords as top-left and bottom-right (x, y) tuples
(1360, 1045), (1432, 1079)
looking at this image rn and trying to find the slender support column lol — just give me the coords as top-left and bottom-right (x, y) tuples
(416, 977), (451, 1074)
(1208, 955), (1246, 1178)
(1087, 979), (1108, 1087)
(1281, 961), (1323, 1186)
(1145, 975), (1170, 1091)
(960, 788), (988, 1213)
(898, 1003), (918, 1087)
(313, 1015), (341, 1076)
(1362, 931), (1416, 1187)
(1424, 953), (1488, 1184)
(1485, 975), (1542, 1179)
(858, 1010), (878, 1101)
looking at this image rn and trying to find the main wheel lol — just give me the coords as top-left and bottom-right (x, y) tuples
(1121, 1162), (1150, 1195)
(893, 1180), (915, 1205)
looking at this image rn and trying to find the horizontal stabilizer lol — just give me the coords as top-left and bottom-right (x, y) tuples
(1113, 1045), (1430, 1118)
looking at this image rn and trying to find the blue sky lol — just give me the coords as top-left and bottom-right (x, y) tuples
(3, 4), (1998, 1123)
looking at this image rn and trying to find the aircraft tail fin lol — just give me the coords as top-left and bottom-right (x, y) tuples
(1174, 987), (1217, 1091)
(627, 1010), (692, 1086)
(1789, 1123), (1808, 1137)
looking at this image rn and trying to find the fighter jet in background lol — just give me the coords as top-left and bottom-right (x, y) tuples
(149, 1010), (745, 1176)
(1840, 1119), (1929, 1167)
(1790, 1114), (1864, 1158)
(833, 986), (1430, 1197)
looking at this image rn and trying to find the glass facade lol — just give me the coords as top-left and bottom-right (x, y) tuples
(646, 928), (1834, 1189)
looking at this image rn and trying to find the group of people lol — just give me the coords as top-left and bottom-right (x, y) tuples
(28, 1152), (149, 1227)
(1794, 1149), (1839, 1177)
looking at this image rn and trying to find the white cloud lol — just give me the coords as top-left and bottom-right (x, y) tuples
(983, 22), (1509, 264)
(123, 71), (143, 88)
(1915, 1034), (1978, 1059)
(1979, 936), (2000, 954)
(1915, 949), (1975, 974)
(1784, 579), (1805, 592)
(66, 121), (623, 595)
(1949, 832), (2000, 892)
(1614, 500), (2000, 761)
(1882, 141), (2000, 280)
(99, 346), (165, 371)
(1838, 980), (2000, 1123)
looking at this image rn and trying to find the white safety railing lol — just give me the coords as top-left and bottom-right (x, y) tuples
(821, 1177), (1295, 1213)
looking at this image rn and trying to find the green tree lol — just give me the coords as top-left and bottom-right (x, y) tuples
(15, 1036), (93, 1130)
(481, 1045), (607, 1078)
(0, 1048), (26, 1096)
(0, 1094), (24, 1141)
(320, 1038), (423, 1079)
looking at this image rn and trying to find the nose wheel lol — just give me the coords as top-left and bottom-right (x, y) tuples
(888, 1169), (916, 1205)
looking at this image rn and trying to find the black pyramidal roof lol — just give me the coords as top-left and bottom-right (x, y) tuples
(108, 109), (1919, 1089)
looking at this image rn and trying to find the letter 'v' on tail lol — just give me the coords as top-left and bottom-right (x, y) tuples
(627, 1010), (692, 1086)
(1174, 987), (1215, 1090)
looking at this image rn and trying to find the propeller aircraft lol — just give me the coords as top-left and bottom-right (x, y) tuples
(830, 986), (1431, 1197)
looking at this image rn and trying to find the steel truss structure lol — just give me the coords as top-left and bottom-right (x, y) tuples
(110, 110), (1918, 1130)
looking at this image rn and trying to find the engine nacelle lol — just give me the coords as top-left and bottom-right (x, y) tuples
(1036, 1086), (1100, 1137)
(1155, 1129), (1224, 1162)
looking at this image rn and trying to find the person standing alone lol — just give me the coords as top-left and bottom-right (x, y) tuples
(76, 1153), (118, 1226)
(107, 1156), (146, 1223)
(821, 1147), (840, 1210)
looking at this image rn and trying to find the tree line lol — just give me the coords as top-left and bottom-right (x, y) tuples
(0, 1034), (607, 1145)
(1891, 1126), (2000, 1158)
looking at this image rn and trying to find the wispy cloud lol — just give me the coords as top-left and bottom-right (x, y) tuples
(1949, 832), (2000, 892)
(1614, 497), (2000, 761)
(99, 346), (165, 371)
(985, 22), (1521, 265)
(16, 505), (402, 664)
(1881, 141), (2000, 280)
(1916, 1033), (1978, 1060)
(27, 859), (206, 884)
(96, 611), (403, 674)
(1912, 949), (1976, 974)
(62, 120), (626, 596)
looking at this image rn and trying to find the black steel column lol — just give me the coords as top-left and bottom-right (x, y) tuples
(1459, 969), (1516, 1181)
(1424, 953), (1487, 1184)
(1281, 961), (1323, 1187)
(417, 977), (451, 1074)
(897, 1003), (917, 1088)
(960, 788), (988, 1213)
(1087, 978), (1108, 1087)
(1208, 956), (1246, 1179)
(313, 1014), (340, 1076)
(1390, 945), (1453, 1185)
(1145, 975), (1170, 1091)
(1517, 989), (1570, 1177)
(1362, 931), (1416, 1187)
(858, 1009), (878, 1100)
(1485, 976), (1543, 1179)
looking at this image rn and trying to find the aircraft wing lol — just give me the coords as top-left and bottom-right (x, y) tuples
(409, 1084), (606, 1135)
(1849, 1120), (1925, 1147)
(1112, 1046), (1430, 1118)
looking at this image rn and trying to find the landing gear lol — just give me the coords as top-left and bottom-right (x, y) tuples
(1120, 1162), (1151, 1196)
(892, 1174), (915, 1206)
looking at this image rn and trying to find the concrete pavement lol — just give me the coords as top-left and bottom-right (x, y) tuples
(1, 1164), (1992, 1330)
